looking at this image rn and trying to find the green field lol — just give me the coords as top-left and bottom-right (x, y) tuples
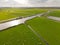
(0, 8), (47, 21)
(0, 8), (47, 45)
(0, 8), (60, 45)
(0, 24), (45, 45)
(48, 10), (60, 17)
(26, 17), (60, 45)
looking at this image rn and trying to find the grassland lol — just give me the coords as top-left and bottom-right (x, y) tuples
(0, 8), (48, 45)
(26, 17), (60, 45)
(0, 8), (60, 45)
(0, 8), (47, 21)
(0, 24), (45, 45)
(48, 10), (60, 17)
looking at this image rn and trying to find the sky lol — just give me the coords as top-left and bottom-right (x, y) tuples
(0, 0), (60, 7)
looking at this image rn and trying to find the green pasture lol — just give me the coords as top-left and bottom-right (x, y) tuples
(26, 17), (60, 45)
(48, 10), (60, 17)
(0, 8), (47, 21)
(0, 8), (60, 45)
(0, 24), (45, 45)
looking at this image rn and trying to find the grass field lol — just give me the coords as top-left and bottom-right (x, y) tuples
(48, 10), (60, 17)
(0, 8), (48, 45)
(0, 8), (60, 45)
(26, 17), (60, 45)
(0, 24), (45, 45)
(0, 8), (47, 21)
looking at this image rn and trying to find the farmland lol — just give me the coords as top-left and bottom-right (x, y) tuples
(26, 17), (60, 45)
(0, 24), (46, 45)
(48, 10), (60, 17)
(0, 8), (60, 45)
(0, 8), (47, 21)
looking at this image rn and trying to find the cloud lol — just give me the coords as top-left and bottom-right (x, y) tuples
(0, 0), (30, 7)
(28, 0), (60, 7)
(0, 0), (60, 7)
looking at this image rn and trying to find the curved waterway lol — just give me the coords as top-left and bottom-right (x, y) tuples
(0, 13), (44, 30)
(0, 11), (50, 45)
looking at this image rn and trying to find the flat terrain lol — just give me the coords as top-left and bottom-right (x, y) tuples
(0, 8), (47, 45)
(0, 24), (45, 45)
(26, 17), (60, 45)
(0, 8), (60, 45)
(48, 10), (60, 17)
(0, 8), (47, 21)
